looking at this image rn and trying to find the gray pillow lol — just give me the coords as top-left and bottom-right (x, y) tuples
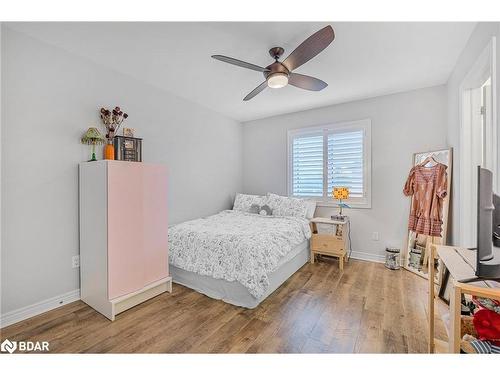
(259, 204), (273, 216)
(248, 204), (261, 214)
(248, 204), (273, 216)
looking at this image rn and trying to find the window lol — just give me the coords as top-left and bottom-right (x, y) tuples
(287, 119), (371, 208)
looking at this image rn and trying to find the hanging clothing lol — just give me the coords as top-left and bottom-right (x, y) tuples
(403, 163), (448, 237)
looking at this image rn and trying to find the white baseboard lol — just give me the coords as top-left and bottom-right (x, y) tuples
(0, 289), (81, 328)
(349, 250), (385, 264)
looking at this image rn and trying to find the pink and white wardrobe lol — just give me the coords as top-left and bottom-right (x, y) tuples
(79, 161), (171, 320)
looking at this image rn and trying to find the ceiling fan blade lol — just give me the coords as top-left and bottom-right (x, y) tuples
(282, 25), (335, 72)
(288, 73), (328, 91)
(243, 81), (267, 101)
(212, 55), (270, 73)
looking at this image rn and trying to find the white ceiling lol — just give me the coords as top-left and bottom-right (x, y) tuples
(7, 22), (476, 122)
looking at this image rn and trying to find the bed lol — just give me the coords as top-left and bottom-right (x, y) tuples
(168, 194), (314, 308)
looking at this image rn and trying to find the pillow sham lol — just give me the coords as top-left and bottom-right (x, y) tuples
(233, 193), (265, 212)
(266, 193), (309, 219)
(304, 200), (317, 219)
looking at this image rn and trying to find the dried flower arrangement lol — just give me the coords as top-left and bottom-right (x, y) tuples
(100, 106), (129, 140)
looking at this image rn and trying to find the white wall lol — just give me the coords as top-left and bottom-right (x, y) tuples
(243, 86), (448, 261)
(446, 22), (500, 244)
(0, 23), (3, 318)
(1, 28), (243, 315)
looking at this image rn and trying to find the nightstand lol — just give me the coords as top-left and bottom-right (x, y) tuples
(310, 217), (349, 270)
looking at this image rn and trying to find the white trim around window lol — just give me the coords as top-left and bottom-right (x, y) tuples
(287, 119), (372, 209)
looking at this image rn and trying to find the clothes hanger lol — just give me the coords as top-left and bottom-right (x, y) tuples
(418, 154), (439, 167)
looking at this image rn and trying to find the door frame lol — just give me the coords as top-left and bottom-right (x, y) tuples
(459, 37), (497, 247)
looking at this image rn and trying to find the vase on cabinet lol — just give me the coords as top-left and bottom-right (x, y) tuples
(104, 140), (115, 160)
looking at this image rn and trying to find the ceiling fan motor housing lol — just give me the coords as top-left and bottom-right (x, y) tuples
(264, 61), (290, 80)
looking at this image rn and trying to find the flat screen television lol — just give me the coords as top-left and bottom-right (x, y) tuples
(476, 166), (500, 279)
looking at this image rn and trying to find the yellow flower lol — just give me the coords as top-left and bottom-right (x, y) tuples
(333, 187), (349, 200)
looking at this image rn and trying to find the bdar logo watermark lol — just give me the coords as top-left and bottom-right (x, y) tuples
(1, 339), (17, 353)
(1, 339), (49, 353)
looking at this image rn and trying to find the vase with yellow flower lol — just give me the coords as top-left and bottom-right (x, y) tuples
(331, 187), (350, 221)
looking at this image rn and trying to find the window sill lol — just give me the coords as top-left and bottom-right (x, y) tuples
(315, 199), (372, 209)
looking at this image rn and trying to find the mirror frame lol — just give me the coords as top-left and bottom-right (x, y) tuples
(403, 148), (453, 282)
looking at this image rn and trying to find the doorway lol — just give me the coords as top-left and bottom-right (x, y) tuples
(459, 37), (498, 248)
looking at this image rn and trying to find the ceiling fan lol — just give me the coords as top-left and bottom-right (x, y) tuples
(211, 25), (335, 101)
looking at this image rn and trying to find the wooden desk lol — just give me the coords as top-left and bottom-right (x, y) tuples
(428, 245), (500, 353)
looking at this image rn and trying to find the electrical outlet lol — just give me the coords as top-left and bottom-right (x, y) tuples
(372, 231), (380, 241)
(72, 255), (80, 269)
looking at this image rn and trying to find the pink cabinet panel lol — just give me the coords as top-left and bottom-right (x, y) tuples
(107, 162), (146, 300)
(106, 161), (169, 300)
(80, 160), (170, 320)
(142, 164), (169, 285)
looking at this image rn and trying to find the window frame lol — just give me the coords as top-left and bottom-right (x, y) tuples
(287, 118), (372, 209)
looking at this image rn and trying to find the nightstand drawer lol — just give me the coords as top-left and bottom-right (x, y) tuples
(311, 234), (345, 253)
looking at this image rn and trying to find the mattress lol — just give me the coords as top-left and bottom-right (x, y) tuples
(168, 210), (311, 301)
(170, 240), (310, 309)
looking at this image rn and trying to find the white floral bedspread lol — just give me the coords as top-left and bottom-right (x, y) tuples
(168, 210), (311, 299)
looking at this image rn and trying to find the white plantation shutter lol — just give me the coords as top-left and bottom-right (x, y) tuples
(288, 119), (371, 208)
(327, 130), (364, 197)
(291, 134), (323, 197)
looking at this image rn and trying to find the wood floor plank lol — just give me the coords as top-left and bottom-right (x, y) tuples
(1, 260), (440, 353)
(190, 311), (252, 353)
(400, 267), (429, 353)
(327, 261), (368, 353)
(380, 265), (409, 353)
(354, 261), (383, 353)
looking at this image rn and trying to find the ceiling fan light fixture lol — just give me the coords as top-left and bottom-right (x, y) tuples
(267, 72), (288, 89)
(212, 25), (334, 100)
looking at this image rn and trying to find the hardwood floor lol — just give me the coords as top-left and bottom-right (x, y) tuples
(0, 259), (447, 353)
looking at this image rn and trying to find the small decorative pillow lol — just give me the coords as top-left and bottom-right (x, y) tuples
(233, 193), (265, 212)
(266, 193), (308, 218)
(248, 204), (273, 216)
(259, 204), (273, 216)
(248, 204), (260, 214)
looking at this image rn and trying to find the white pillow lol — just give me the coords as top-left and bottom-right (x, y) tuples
(233, 193), (265, 212)
(266, 193), (309, 218)
(304, 200), (317, 219)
